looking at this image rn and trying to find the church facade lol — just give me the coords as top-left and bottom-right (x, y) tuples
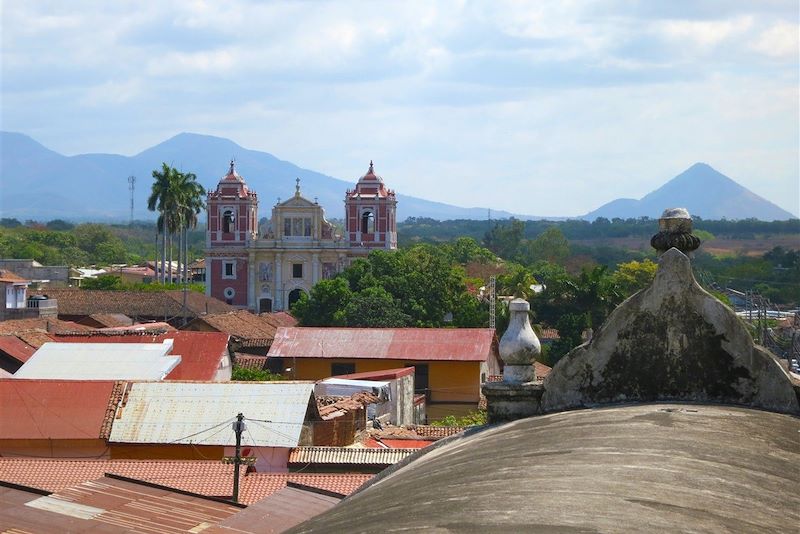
(205, 161), (397, 312)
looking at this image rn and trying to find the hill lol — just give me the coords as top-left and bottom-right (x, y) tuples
(584, 163), (796, 221)
(0, 131), (529, 222)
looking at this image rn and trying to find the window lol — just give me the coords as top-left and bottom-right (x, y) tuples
(283, 217), (312, 238)
(331, 363), (355, 376)
(361, 211), (375, 234)
(223, 261), (236, 279)
(267, 357), (284, 374)
(222, 210), (235, 233)
(292, 263), (303, 278)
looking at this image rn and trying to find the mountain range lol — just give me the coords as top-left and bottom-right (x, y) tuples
(0, 131), (795, 222)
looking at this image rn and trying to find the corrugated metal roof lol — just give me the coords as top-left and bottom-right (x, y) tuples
(109, 381), (315, 447)
(0, 379), (118, 439)
(13, 341), (180, 380)
(0, 334), (36, 364)
(288, 447), (416, 465)
(268, 327), (496, 361)
(16, 476), (241, 531)
(56, 331), (230, 381)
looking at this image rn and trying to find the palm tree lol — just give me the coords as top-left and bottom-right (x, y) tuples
(148, 164), (205, 285)
(148, 164), (178, 283)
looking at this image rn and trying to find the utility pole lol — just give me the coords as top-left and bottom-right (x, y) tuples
(220, 413), (253, 503)
(127, 175), (136, 226)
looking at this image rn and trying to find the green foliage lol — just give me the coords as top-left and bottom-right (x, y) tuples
(497, 264), (538, 299)
(231, 366), (284, 381)
(484, 218), (524, 261)
(0, 218), (22, 228)
(611, 259), (658, 298)
(431, 409), (487, 427)
(292, 278), (352, 326)
(343, 287), (412, 327)
(82, 274), (125, 290)
(520, 226), (570, 265)
(441, 237), (496, 264)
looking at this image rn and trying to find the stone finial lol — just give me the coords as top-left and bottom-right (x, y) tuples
(650, 207), (701, 255)
(500, 298), (541, 383)
(295, 177), (301, 196)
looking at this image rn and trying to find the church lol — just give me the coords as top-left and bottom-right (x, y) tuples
(205, 161), (397, 312)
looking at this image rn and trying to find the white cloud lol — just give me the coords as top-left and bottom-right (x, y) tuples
(750, 21), (799, 58)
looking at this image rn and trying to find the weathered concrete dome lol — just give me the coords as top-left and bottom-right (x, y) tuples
(290, 404), (800, 533)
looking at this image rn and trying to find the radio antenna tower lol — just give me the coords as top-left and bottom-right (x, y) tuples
(489, 275), (496, 329)
(127, 175), (136, 226)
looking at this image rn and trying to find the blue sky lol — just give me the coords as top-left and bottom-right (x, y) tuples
(2, 0), (798, 216)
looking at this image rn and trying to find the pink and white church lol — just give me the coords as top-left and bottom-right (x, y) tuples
(205, 161), (397, 312)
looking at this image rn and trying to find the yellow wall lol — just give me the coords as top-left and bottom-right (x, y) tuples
(286, 358), (481, 403)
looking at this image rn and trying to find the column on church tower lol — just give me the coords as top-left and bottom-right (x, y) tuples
(312, 253), (320, 284)
(247, 252), (256, 310)
(274, 253), (283, 311)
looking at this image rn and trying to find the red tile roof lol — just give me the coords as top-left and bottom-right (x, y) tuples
(269, 327), (498, 362)
(53, 331), (230, 381)
(539, 328), (561, 340)
(15, 330), (56, 348)
(408, 425), (466, 439)
(0, 318), (91, 336)
(0, 458), (372, 505)
(0, 335), (36, 364)
(0, 269), (29, 283)
(233, 354), (268, 370)
(333, 366), (415, 380)
(0, 379), (118, 440)
(31, 288), (236, 318)
(288, 447), (416, 466)
(82, 313), (134, 328)
(238, 473), (372, 505)
(188, 309), (296, 346)
(535, 361), (552, 379)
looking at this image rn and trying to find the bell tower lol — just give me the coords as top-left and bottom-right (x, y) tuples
(345, 161), (397, 251)
(205, 161), (257, 306)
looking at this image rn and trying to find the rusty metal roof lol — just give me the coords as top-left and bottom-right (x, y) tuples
(269, 327), (497, 361)
(288, 447), (417, 466)
(0, 379), (118, 439)
(109, 381), (315, 447)
(0, 334), (36, 364)
(9, 475), (241, 531)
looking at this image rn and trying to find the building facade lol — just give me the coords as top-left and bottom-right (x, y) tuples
(206, 161), (397, 312)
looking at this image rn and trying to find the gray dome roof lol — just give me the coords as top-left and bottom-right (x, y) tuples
(290, 404), (800, 533)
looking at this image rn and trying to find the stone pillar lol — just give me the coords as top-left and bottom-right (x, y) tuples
(482, 298), (544, 423)
(312, 253), (320, 284)
(274, 253), (283, 311)
(247, 252), (256, 310)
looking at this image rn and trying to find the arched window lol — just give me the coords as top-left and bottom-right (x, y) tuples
(222, 210), (235, 233)
(288, 288), (305, 310)
(361, 211), (375, 234)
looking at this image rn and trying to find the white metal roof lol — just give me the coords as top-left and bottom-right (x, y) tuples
(109, 381), (315, 447)
(13, 341), (179, 380)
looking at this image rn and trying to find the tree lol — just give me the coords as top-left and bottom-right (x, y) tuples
(82, 274), (124, 290)
(148, 164), (205, 284)
(484, 218), (524, 261)
(292, 278), (353, 326)
(611, 259), (658, 298)
(522, 227), (570, 265)
(497, 264), (538, 298)
(343, 286), (412, 327)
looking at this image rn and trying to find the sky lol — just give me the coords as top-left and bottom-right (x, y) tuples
(2, 0), (798, 217)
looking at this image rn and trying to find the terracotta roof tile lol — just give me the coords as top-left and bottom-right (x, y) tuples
(31, 288), (235, 318)
(0, 269), (29, 283)
(15, 330), (56, 348)
(83, 313), (134, 328)
(233, 354), (268, 370)
(539, 328), (561, 340)
(408, 425), (466, 439)
(288, 447), (416, 466)
(0, 318), (91, 336)
(190, 310), (283, 345)
(0, 459), (372, 505)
